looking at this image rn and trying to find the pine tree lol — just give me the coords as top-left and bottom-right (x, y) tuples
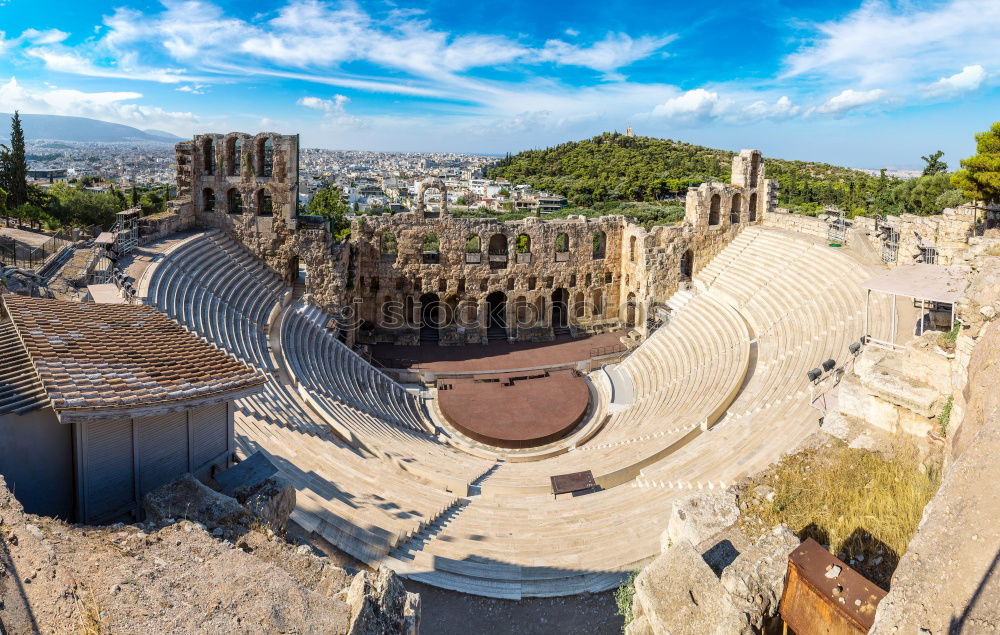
(952, 122), (1000, 204)
(0, 112), (29, 208)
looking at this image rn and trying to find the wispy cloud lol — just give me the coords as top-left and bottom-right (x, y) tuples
(814, 88), (887, 115)
(0, 76), (200, 131)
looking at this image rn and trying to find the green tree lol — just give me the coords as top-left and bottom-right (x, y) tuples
(0, 112), (29, 208)
(307, 184), (351, 234)
(920, 150), (948, 176)
(952, 122), (1000, 204)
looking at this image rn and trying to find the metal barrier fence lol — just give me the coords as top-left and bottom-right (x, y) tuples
(0, 229), (71, 270)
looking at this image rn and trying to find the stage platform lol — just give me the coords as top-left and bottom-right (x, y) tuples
(436, 370), (590, 448)
(370, 330), (628, 373)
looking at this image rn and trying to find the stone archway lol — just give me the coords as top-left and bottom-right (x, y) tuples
(486, 291), (507, 341)
(680, 249), (694, 279)
(419, 292), (441, 342)
(551, 288), (569, 330)
(626, 292), (637, 328)
(416, 178), (447, 218)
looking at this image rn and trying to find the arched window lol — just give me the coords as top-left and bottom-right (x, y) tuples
(465, 233), (481, 253)
(516, 233), (531, 253)
(203, 139), (215, 175)
(730, 193), (741, 225)
(592, 289), (603, 316)
(629, 236), (637, 262)
(227, 188), (242, 214)
(748, 193), (758, 222)
(229, 137), (242, 176)
(554, 233), (569, 261)
(592, 230), (606, 259)
(488, 233), (507, 269)
(379, 231), (397, 261)
(585, 272), (592, 287)
(421, 233), (440, 264)
(749, 153), (760, 185)
(573, 291), (585, 319)
(680, 249), (694, 279)
(709, 194), (721, 226)
(256, 189), (273, 216)
(259, 137), (274, 177)
(202, 188), (215, 212)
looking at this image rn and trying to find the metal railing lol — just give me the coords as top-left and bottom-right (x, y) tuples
(0, 229), (71, 270)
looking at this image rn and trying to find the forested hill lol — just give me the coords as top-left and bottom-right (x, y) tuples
(486, 132), (893, 213)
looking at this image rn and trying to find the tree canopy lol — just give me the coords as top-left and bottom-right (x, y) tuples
(0, 112), (28, 209)
(921, 150), (948, 176)
(307, 184), (351, 237)
(952, 122), (1000, 204)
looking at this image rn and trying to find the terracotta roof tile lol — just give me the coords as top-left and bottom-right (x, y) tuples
(2, 294), (265, 412)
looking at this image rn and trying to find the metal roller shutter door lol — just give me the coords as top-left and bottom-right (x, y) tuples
(137, 412), (188, 497)
(190, 402), (229, 471)
(83, 418), (135, 523)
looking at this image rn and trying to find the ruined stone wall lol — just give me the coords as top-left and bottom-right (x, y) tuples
(877, 206), (977, 266)
(349, 212), (627, 344)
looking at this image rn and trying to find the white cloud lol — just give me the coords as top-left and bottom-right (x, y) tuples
(539, 32), (675, 78)
(784, 0), (1000, 88)
(0, 76), (200, 133)
(651, 89), (732, 122)
(297, 93), (362, 127)
(177, 83), (208, 94)
(25, 48), (193, 83)
(924, 65), (987, 97)
(742, 95), (800, 120)
(815, 88), (887, 114)
(564, 28), (580, 37)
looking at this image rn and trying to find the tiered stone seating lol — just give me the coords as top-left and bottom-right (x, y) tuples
(636, 227), (891, 489)
(138, 226), (890, 599)
(282, 301), (493, 493)
(477, 293), (751, 494)
(143, 230), (283, 370)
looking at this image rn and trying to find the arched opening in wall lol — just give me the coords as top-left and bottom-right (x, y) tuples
(748, 193), (758, 222)
(680, 249), (694, 280)
(421, 233), (440, 265)
(629, 235), (637, 262)
(593, 231), (606, 259)
(585, 272), (592, 287)
(709, 194), (721, 226)
(592, 289), (603, 316)
(228, 137), (242, 177)
(227, 188), (242, 214)
(573, 291), (585, 320)
(626, 292), (637, 328)
(381, 231), (398, 263)
(730, 193), (741, 225)
(259, 137), (274, 177)
(551, 288), (569, 330)
(256, 189), (273, 216)
(515, 233), (531, 264)
(419, 293), (441, 342)
(486, 291), (507, 340)
(203, 139), (215, 175)
(421, 185), (445, 218)
(514, 295), (531, 327)
(464, 234), (481, 263)
(749, 154), (760, 185)
(554, 233), (569, 262)
(202, 188), (215, 212)
(488, 233), (508, 270)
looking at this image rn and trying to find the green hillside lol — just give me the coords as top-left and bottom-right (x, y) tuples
(487, 132), (966, 217)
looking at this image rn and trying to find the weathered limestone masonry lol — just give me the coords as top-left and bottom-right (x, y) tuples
(347, 149), (775, 345)
(171, 132), (347, 314)
(171, 135), (776, 345)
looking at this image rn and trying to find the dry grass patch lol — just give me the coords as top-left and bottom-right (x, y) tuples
(737, 440), (940, 590)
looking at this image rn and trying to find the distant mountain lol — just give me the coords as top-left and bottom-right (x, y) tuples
(0, 113), (183, 144)
(143, 128), (184, 141)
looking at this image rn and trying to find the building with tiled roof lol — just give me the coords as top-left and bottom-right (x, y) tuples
(0, 295), (265, 522)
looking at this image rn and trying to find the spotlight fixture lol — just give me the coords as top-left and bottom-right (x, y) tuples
(807, 368), (822, 382)
(849, 341), (862, 356)
(822, 359), (836, 372)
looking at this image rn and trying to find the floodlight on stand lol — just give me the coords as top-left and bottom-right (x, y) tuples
(807, 368), (822, 383)
(822, 359), (836, 372)
(849, 341), (862, 356)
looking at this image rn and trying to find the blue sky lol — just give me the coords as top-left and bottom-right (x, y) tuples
(0, 0), (997, 168)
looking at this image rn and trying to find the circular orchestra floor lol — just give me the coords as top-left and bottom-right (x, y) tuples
(436, 369), (590, 449)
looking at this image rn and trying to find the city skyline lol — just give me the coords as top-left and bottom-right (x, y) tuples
(0, 0), (997, 168)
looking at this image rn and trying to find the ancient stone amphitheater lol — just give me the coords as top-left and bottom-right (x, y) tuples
(82, 131), (934, 599)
